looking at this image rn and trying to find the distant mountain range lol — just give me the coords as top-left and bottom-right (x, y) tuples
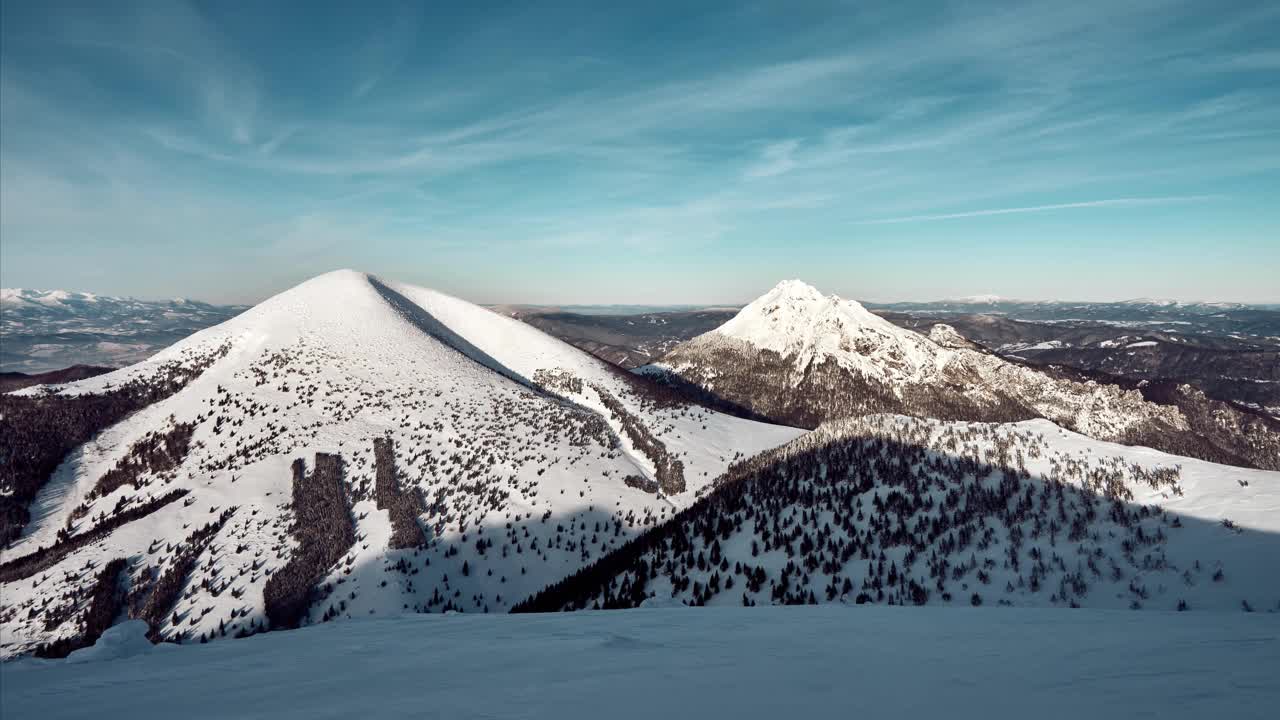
(880, 312), (1280, 419)
(866, 297), (1280, 337)
(889, 295), (1270, 309)
(0, 289), (246, 373)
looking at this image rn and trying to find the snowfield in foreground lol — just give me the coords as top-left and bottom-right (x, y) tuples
(3, 606), (1276, 719)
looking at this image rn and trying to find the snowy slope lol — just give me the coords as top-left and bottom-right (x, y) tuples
(384, 279), (800, 493)
(0, 270), (801, 658)
(524, 414), (1280, 614)
(6, 606), (1278, 720)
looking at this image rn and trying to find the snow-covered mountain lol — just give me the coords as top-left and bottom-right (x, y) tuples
(0, 288), (232, 319)
(0, 270), (802, 658)
(869, 296), (1268, 323)
(641, 280), (1280, 470)
(0, 288), (244, 373)
(947, 294), (1007, 305)
(3, 288), (110, 310)
(518, 414), (1280, 614)
(1116, 297), (1252, 310)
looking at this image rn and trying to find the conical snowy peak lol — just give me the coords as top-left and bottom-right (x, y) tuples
(2, 269), (802, 658)
(764, 278), (827, 301)
(708, 279), (940, 378)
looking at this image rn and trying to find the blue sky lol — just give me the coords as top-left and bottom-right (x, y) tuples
(1, 0), (1277, 305)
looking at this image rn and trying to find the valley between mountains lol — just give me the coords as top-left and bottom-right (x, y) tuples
(1, 272), (1277, 661)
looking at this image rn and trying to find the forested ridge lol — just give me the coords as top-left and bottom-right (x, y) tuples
(516, 416), (1265, 614)
(0, 345), (227, 544)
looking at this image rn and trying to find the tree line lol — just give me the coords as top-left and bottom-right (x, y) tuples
(0, 343), (226, 544)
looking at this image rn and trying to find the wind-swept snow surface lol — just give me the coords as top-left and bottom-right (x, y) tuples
(4, 606), (1277, 720)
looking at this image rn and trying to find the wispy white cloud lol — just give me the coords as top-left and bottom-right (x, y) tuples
(349, 3), (422, 99)
(853, 195), (1219, 225)
(4, 0), (1277, 302)
(745, 140), (800, 178)
(509, 188), (835, 254)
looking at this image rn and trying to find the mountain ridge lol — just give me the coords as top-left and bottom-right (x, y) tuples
(0, 270), (801, 658)
(516, 413), (1280, 614)
(642, 280), (1280, 470)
